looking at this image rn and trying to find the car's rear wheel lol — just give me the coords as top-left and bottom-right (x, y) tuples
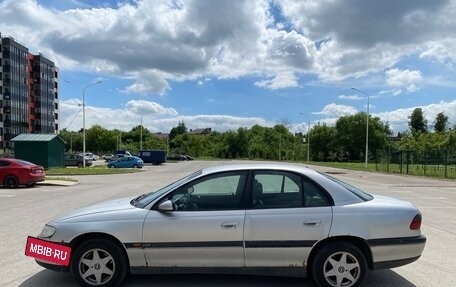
(108, 164), (115, 168)
(4, 175), (19, 188)
(312, 242), (367, 287)
(71, 239), (127, 287)
(77, 162), (83, 168)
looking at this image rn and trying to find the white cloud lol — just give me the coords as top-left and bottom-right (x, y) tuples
(125, 100), (178, 116)
(1, 0), (456, 92)
(60, 99), (269, 133)
(374, 100), (456, 132)
(338, 94), (363, 100)
(313, 103), (358, 117)
(254, 71), (298, 89)
(385, 68), (423, 92)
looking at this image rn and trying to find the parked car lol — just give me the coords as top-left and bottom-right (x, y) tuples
(65, 154), (93, 168)
(106, 154), (126, 162)
(78, 152), (99, 161)
(0, 158), (45, 187)
(35, 163), (425, 287)
(167, 154), (187, 161)
(101, 154), (115, 161)
(107, 156), (144, 168)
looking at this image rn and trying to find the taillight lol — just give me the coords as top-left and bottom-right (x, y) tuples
(410, 213), (422, 230)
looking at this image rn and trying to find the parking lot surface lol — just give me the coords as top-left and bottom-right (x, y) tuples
(1, 160), (455, 286)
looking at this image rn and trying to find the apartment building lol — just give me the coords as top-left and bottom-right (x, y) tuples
(0, 33), (59, 151)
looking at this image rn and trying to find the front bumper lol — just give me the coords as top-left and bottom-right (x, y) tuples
(36, 259), (69, 272)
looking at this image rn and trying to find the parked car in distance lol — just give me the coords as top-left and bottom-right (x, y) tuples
(65, 154), (93, 168)
(102, 154), (115, 161)
(78, 152), (99, 161)
(0, 158), (45, 187)
(106, 154), (126, 162)
(107, 156), (144, 168)
(115, 150), (132, 157)
(167, 154), (187, 161)
(36, 163), (425, 287)
(137, 150), (166, 165)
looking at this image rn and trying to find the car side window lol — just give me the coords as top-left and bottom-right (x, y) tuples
(251, 171), (302, 209)
(303, 178), (330, 207)
(0, 160), (11, 167)
(166, 171), (247, 211)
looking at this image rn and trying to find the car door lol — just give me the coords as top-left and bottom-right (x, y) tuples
(142, 171), (248, 267)
(244, 170), (333, 267)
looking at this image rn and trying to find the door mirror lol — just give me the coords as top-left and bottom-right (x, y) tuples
(158, 200), (175, 212)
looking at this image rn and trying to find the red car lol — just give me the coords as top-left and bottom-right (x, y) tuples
(0, 158), (45, 188)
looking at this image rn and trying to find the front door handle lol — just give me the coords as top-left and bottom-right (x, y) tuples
(221, 221), (238, 229)
(303, 219), (321, 227)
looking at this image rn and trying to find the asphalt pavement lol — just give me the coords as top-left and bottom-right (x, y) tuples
(1, 160), (455, 287)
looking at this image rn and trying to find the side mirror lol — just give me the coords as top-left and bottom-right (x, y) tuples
(158, 200), (175, 212)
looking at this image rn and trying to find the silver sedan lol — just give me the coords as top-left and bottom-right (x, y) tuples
(35, 163), (426, 287)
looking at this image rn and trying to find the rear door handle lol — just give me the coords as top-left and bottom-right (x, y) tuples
(221, 221), (238, 229)
(303, 220), (321, 227)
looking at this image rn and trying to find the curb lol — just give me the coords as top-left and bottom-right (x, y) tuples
(38, 180), (80, 187)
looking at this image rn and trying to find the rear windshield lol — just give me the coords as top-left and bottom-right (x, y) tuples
(15, 160), (36, 166)
(321, 173), (373, 201)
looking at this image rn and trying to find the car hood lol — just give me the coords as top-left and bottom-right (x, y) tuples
(50, 197), (138, 223)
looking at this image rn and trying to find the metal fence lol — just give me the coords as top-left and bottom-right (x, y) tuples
(373, 147), (456, 179)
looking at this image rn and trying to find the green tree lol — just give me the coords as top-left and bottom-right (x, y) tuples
(434, 112), (449, 132)
(408, 108), (428, 135)
(169, 121), (187, 141)
(309, 124), (336, 161)
(335, 113), (390, 161)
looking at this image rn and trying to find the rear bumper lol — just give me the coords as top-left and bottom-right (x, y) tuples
(368, 235), (426, 269)
(25, 174), (45, 184)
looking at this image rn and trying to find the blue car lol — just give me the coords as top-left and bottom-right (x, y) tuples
(107, 156), (144, 168)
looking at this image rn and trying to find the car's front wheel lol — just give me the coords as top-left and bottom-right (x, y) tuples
(312, 242), (367, 287)
(108, 164), (115, 168)
(70, 239), (127, 287)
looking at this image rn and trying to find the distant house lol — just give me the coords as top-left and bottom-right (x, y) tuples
(153, 132), (169, 139)
(189, 128), (212, 136)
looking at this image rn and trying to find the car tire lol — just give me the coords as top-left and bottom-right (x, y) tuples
(70, 239), (127, 287)
(26, 182), (36, 188)
(132, 164), (139, 168)
(77, 162), (83, 168)
(4, 175), (19, 188)
(108, 164), (115, 168)
(311, 241), (367, 287)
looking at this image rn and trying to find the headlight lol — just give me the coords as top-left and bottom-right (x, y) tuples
(39, 225), (56, 238)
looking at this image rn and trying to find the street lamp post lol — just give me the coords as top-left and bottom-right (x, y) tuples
(82, 81), (102, 167)
(299, 113), (311, 163)
(351, 87), (370, 169)
(65, 80), (102, 167)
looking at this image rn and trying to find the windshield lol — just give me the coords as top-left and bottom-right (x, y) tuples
(321, 173), (373, 201)
(131, 170), (202, 208)
(15, 159), (36, 166)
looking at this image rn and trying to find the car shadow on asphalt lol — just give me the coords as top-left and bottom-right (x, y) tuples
(18, 269), (416, 287)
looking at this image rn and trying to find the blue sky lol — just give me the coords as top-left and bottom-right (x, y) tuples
(1, 0), (455, 134)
